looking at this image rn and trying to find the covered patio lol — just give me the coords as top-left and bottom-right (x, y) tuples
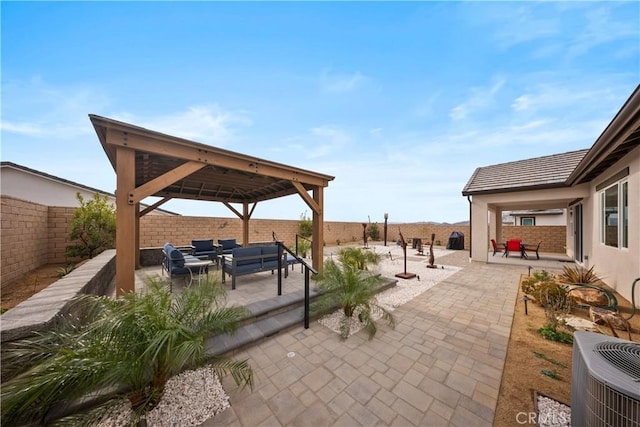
(90, 115), (334, 296)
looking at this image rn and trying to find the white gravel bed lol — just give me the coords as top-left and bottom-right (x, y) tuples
(537, 394), (571, 427)
(318, 246), (461, 337)
(96, 367), (229, 426)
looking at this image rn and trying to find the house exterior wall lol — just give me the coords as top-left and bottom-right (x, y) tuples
(0, 167), (109, 208)
(511, 212), (566, 226)
(0, 164), (173, 215)
(585, 146), (639, 301)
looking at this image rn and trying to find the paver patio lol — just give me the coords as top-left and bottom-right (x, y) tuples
(192, 248), (569, 426)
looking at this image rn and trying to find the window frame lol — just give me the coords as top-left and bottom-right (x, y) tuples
(599, 179), (628, 249)
(520, 217), (535, 226)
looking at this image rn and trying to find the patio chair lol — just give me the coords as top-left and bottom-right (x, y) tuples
(522, 241), (542, 260)
(504, 239), (522, 258)
(218, 238), (241, 255)
(162, 243), (209, 291)
(491, 239), (506, 256)
(191, 239), (220, 266)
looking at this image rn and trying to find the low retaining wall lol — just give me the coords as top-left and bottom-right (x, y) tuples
(0, 250), (116, 343)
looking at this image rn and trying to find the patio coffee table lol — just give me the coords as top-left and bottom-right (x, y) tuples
(184, 260), (214, 286)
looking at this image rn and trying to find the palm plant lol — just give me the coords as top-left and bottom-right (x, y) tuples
(337, 246), (381, 271)
(313, 259), (394, 340)
(1, 275), (253, 426)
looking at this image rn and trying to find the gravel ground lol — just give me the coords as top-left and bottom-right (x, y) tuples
(96, 367), (229, 426)
(537, 394), (571, 427)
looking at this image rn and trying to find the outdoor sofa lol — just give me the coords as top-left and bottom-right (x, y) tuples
(222, 245), (296, 290)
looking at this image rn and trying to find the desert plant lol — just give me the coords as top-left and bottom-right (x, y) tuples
(65, 193), (116, 260)
(1, 275), (253, 426)
(556, 264), (601, 285)
(299, 211), (312, 238)
(313, 259), (394, 340)
(337, 247), (380, 271)
(521, 271), (569, 308)
(56, 264), (76, 278)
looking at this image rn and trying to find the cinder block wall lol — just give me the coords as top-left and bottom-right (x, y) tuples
(1, 197), (49, 285)
(1, 195), (567, 288)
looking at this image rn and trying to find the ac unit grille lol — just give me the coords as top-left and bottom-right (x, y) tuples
(593, 342), (640, 380)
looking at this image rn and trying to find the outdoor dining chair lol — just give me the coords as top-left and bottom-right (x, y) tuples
(522, 241), (542, 260)
(491, 239), (506, 256)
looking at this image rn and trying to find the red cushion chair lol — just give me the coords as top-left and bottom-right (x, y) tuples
(491, 239), (506, 256)
(505, 239), (522, 257)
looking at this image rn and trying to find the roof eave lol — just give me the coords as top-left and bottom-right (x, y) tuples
(566, 84), (640, 185)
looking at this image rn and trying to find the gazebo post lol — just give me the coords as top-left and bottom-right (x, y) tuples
(115, 145), (136, 296)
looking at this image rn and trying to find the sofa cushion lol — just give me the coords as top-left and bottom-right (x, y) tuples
(169, 248), (185, 268)
(232, 247), (262, 266)
(261, 246), (279, 263)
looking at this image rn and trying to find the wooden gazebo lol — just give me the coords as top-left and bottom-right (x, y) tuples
(90, 115), (334, 296)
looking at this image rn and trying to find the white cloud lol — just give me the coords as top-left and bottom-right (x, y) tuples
(319, 68), (367, 93)
(307, 125), (351, 158)
(567, 6), (640, 59)
(1, 78), (110, 138)
(449, 77), (506, 121)
(116, 106), (252, 146)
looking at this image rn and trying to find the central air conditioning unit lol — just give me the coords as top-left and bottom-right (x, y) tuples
(571, 331), (640, 427)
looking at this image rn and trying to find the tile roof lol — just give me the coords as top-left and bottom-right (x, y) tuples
(462, 149), (589, 195)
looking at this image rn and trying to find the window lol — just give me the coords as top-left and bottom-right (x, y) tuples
(520, 217), (535, 226)
(600, 180), (628, 248)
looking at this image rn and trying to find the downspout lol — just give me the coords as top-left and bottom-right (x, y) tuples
(467, 195), (472, 259)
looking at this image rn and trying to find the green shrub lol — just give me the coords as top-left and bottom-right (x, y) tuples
(537, 323), (573, 344)
(367, 222), (380, 241)
(65, 193), (116, 260)
(299, 211), (312, 238)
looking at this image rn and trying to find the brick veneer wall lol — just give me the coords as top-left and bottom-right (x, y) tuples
(1, 194), (567, 287)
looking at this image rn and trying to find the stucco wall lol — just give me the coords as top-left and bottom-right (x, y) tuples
(586, 146), (639, 301)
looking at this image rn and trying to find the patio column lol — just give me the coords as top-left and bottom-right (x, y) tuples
(470, 197), (489, 262)
(115, 145), (136, 296)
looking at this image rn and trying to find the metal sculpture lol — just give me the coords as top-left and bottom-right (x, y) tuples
(427, 233), (438, 269)
(395, 229), (416, 279)
(362, 223), (368, 248)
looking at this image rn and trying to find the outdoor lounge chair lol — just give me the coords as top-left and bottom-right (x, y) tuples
(491, 239), (506, 256)
(191, 239), (220, 266)
(162, 243), (210, 291)
(218, 238), (241, 255)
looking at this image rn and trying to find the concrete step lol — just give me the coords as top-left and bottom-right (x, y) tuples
(205, 277), (397, 356)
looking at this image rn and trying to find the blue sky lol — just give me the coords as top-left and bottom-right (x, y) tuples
(2, 1), (638, 224)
